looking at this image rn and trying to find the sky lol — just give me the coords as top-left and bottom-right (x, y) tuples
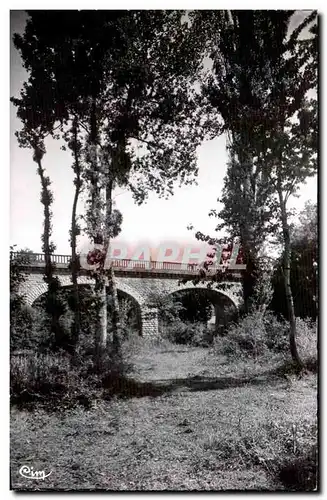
(10, 10), (317, 256)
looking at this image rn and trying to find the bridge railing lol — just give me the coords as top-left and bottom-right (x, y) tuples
(109, 259), (204, 271)
(10, 252), (230, 274)
(10, 252), (71, 265)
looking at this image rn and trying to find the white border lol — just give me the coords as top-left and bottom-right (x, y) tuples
(3, 4), (325, 499)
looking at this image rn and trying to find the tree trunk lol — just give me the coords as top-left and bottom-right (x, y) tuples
(35, 156), (51, 272)
(94, 277), (107, 367)
(88, 96), (108, 366)
(240, 233), (257, 314)
(277, 177), (303, 369)
(70, 120), (82, 347)
(107, 266), (121, 354)
(236, 122), (258, 314)
(105, 178), (121, 356)
(34, 150), (65, 348)
(71, 188), (81, 346)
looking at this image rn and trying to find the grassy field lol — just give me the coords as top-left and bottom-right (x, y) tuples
(10, 341), (318, 491)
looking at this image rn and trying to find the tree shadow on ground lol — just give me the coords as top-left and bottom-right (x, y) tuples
(105, 357), (316, 400)
(12, 361), (309, 412)
(157, 349), (193, 354)
(103, 364), (288, 400)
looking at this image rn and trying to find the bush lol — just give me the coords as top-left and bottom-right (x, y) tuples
(296, 318), (317, 368)
(213, 310), (290, 359)
(10, 334), (134, 410)
(214, 311), (269, 359)
(191, 323), (216, 347)
(162, 320), (215, 347)
(10, 351), (83, 407)
(10, 305), (48, 352)
(163, 320), (192, 345)
(213, 310), (318, 366)
(264, 311), (289, 352)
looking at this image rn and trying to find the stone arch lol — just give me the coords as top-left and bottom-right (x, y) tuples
(26, 275), (146, 310)
(165, 282), (241, 310)
(115, 278), (147, 307)
(24, 281), (48, 306)
(165, 285), (239, 332)
(24, 274), (147, 336)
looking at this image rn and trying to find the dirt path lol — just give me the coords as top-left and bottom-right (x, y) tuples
(131, 345), (213, 382)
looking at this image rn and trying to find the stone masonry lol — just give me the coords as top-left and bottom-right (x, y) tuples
(19, 272), (243, 337)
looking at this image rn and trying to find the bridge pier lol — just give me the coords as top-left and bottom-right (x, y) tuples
(141, 307), (159, 337)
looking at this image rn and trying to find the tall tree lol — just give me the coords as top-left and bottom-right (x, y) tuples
(189, 10), (294, 311)
(12, 123), (67, 349)
(259, 13), (317, 367)
(64, 118), (84, 345)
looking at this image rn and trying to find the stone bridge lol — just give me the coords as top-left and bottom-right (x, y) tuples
(14, 253), (243, 337)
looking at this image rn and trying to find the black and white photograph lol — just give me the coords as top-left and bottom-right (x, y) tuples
(9, 8), (318, 491)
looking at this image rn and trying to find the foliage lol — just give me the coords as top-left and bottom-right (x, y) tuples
(163, 320), (215, 347)
(271, 202), (318, 320)
(10, 334), (134, 410)
(11, 306), (48, 352)
(204, 418), (317, 491)
(213, 309), (317, 368)
(214, 310), (289, 359)
(149, 290), (216, 346)
(10, 133), (68, 351)
(295, 317), (317, 368)
(150, 290), (215, 326)
(189, 11), (317, 329)
(115, 297), (140, 339)
(10, 247), (44, 351)
(148, 292), (186, 326)
(189, 11), (317, 367)
(251, 273), (274, 313)
(12, 11), (208, 203)
(177, 291), (213, 323)
(10, 246), (33, 295)
(188, 11), (296, 310)
(58, 286), (141, 342)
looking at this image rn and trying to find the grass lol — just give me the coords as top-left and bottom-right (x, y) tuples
(10, 338), (318, 491)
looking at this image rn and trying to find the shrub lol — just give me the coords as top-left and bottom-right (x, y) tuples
(213, 310), (318, 368)
(163, 320), (192, 345)
(296, 318), (317, 368)
(191, 323), (216, 347)
(264, 311), (289, 352)
(214, 311), (268, 359)
(162, 320), (215, 347)
(10, 305), (48, 352)
(10, 333), (134, 410)
(10, 351), (84, 407)
(213, 310), (291, 359)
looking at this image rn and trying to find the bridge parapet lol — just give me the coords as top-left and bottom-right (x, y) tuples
(10, 252), (243, 280)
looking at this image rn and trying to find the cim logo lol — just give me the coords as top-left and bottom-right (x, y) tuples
(19, 465), (52, 480)
(79, 241), (246, 271)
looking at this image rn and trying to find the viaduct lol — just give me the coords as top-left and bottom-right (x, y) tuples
(13, 252), (244, 337)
